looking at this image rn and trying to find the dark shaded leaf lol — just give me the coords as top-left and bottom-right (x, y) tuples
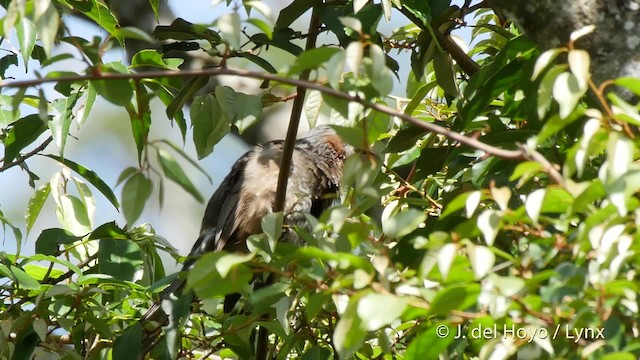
(35, 228), (80, 256)
(113, 323), (142, 360)
(89, 222), (128, 241)
(3, 114), (48, 165)
(98, 239), (143, 281)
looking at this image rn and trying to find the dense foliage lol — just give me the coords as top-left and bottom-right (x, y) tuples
(1, 0), (639, 359)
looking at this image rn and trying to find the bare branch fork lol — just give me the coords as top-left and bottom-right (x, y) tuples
(0, 66), (563, 183)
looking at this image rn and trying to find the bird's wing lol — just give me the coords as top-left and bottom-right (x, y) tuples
(194, 149), (253, 254)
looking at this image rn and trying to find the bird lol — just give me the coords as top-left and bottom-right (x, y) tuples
(139, 125), (353, 353)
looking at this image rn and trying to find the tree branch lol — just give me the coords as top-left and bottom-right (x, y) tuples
(0, 66), (566, 185)
(0, 136), (54, 173)
(0, 69), (519, 159)
(397, 7), (480, 75)
(260, 4), (322, 358)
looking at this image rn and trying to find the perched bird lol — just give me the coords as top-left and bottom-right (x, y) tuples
(139, 125), (353, 352)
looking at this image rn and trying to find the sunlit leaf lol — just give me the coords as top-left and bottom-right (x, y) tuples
(16, 17), (36, 71)
(357, 293), (408, 331)
(467, 244), (495, 279)
(382, 208), (426, 239)
(477, 210), (500, 246)
(25, 184), (51, 235)
(3, 114), (48, 165)
(217, 12), (241, 49)
(552, 72), (585, 119)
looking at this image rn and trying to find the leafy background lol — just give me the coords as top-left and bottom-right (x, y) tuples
(1, 0), (639, 359)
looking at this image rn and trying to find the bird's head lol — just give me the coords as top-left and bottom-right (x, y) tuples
(299, 125), (355, 162)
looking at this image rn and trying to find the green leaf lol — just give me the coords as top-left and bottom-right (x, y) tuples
(246, 18), (273, 39)
(402, 0), (431, 25)
(236, 52), (278, 73)
(55, 194), (92, 235)
(0, 209), (22, 255)
(77, 83), (97, 127)
(433, 50), (458, 97)
(333, 298), (367, 359)
(601, 353), (636, 360)
(275, 0), (318, 29)
(3, 0), (21, 38)
(34, 0), (60, 57)
(190, 94), (231, 159)
(477, 210), (500, 246)
(116, 167), (139, 186)
(128, 82), (152, 163)
(155, 140), (212, 183)
(369, 44), (394, 96)
(290, 247), (373, 271)
(115, 26), (157, 45)
(131, 49), (182, 70)
(91, 63), (133, 106)
(166, 75), (209, 121)
(98, 239), (143, 281)
(553, 72), (585, 119)
(153, 17), (221, 44)
(405, 323), (454, 360)
(302, 347), (332, 360)
(568, 49), (590, 90)
(289, 47), (342, 75)
(113, 323), (142, 360)
(89, 221), (128, 241)
(0, 54), (18, 79)
(44, 154), (120, 209)
(305, 90), (323, 128)
(217, 12), (241, 49)
(157, 148), (203, 202)
(614, 77), (640, 97)
(149, 0), (159, 21)
(531, 48), (563, 80)
(0, 94), (21, 127)
(261, 212), (283, 245)
(357, 293), (408, 331)
(16, 17), (36, 71)
(3, 114), (48, 165)
(58, 0), (123, 45)
(121, 172), (153, 225)
(35, 228), (80, 256)
(11, 266), (41, 290)
(187, 251), (253, 298)
(430, 284), (481, 316)
(382, 208), (426, 239)
(48, 92), (80, 156)
(234, 93), (262, 133)
(467, 244), (495, 279)
(345, 41), (363, 77)
(25, 183), (51, 235)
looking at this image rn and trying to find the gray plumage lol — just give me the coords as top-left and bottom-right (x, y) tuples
(140, 125), (352, 351)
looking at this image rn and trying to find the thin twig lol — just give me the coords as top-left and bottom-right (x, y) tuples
(517, 143), (565, 186)
(0, 136), (54, 172)
(260, 3), (322, 359)
(0, 68), (521, 159)
(0, 65), (568, 186)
